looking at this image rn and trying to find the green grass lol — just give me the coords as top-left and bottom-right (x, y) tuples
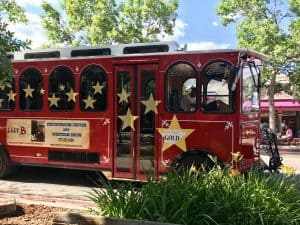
(88, 169), (300, 225)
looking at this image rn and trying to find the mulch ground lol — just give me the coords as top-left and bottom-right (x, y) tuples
(0, 203), (70, 225)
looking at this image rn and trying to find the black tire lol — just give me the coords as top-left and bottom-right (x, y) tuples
(175, 154), (215, 172)
(0, 150), (13, 178)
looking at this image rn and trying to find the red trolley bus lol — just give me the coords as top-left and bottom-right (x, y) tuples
(0, 41), (267, 180)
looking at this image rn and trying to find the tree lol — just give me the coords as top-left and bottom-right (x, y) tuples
(41, 0), (179, 46)
(0, 0), (30, 81)
(217, 0), (300, 132)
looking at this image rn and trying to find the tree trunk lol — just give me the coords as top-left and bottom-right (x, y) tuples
(268, 72), (277, 132)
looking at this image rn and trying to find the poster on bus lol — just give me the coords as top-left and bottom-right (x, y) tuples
(7, 119), (90, 149)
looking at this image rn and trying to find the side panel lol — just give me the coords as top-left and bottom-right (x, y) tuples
(0, 57), (114, 171)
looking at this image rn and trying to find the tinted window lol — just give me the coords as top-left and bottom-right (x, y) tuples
(71, 48), (111, 57)
(123, 45), (169, 54)
(19, 68), (43, 111)
(0, 78), (15, 111)
(80, 65), (107, 111)
(25, 51), (60, 59)
(48, 67), (75, 111)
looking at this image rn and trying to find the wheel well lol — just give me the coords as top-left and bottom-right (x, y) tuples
(171, 149), (222, 170)
(0, 145), (10, 158)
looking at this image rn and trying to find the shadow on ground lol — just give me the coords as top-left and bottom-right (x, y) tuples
(3, 166), (101, 187)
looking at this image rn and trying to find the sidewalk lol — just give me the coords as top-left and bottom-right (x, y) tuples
(0, 192), (95, 210)
(262, 144), (300, 153)
(278, 145), (300, 153)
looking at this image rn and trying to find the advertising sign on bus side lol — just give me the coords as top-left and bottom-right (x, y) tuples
(6, 119), (90, 149)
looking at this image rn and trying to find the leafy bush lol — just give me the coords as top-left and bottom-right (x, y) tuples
(88, 169), (300, 225)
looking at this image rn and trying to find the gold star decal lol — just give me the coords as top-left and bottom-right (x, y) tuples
(59, 84), (65, 91)
(23, 84), (35, 98)
(157, 115), (194, 152)
(7, 90), (17, 102)
(0, 98), (3, 107)
(40, 88), (45, 95)
(66, 88), (78, 102)
(0, 84), (5, 90)
(141, 93), (161, 114)
(48, 94), (60, 107)
(83, 95), (96, 109)
(117, 88), (130, 103)
(92, 82), (104, 95)
(118, 108), (139, 131)
(231, 152), (243, 163)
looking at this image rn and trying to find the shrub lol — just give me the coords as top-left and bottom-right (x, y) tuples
(88, 169), (300, 225)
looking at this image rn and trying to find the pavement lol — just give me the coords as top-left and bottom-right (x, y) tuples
(0, 192), (95, 210)
(0, 167), (98, 210)
(0, 147), (299, 210)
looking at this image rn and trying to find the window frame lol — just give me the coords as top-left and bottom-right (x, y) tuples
(48, 66), (75, 112)
(0, 78), (16, 111)
(164, 62), (198, 113)
(19, 67), (43, 112)
(200, 60), (236, 114)
(79, 64), (108, 112)
(241, 63), (260, 114)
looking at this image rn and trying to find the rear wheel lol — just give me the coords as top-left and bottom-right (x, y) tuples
(0, 150), (14, 178)
(174, 153), (215, 172)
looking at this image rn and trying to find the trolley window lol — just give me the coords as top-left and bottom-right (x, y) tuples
(48, 66), (75, 111)
(25, 51), (60, 59)
(19, 68), (43, 111)
(80, 65), (107, 111)
(165, 63), (197, 112)
(0, 78), (15, 111)
(242, 63), (260, 113)
(201, 61), (235, 113)
(123, 45), (169, 54)
(71, 48), (111, 57)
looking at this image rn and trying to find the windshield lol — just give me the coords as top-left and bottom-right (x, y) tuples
(242, 63), (260, 113)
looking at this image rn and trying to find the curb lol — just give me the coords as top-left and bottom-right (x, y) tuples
(0, 192), (95, 210)
(0, 197), (16, 216)
(53, 212), (181, 225)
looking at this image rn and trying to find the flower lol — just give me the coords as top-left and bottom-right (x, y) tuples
(229, 168), (241, 176)
(281, 165), (296, 175)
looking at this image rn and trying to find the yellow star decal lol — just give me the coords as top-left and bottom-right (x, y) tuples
(157, 115), (195, 152)
(0, 84), (5, 90)
(231, 152), (243, 163)
(59, 84), (65, 91)
(0, 98), (3, 107)
(83, 95), (96, 109)
(40, 88), (45, 95)
(92, 82), (104, 95)
(118, 108), (139, 131)
(48, 94), (60, 107)
(66, 88), (78, 102)
(117, 88), (130, 103)
(7, 90), (17, 102)
(141, 93), (161, 114)
(23, 84), (35, 98)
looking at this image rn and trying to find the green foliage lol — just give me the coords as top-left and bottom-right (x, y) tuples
(88, 169), (300, 225)
(217, 0), (300, 132)
(217, 0), (299, 73)
(41, 1), (75, 46)
(0, 0), (30, 81)
(41, 0), (178, 46)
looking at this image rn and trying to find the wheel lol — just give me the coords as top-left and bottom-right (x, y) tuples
(0, 150), (14, 178)
(174, 154), (215, 172)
